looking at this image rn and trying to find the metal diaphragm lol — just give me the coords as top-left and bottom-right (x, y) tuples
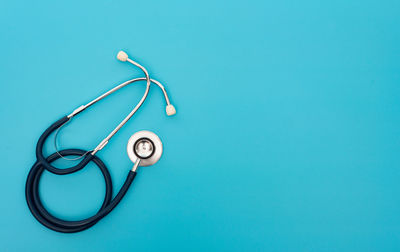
(127, 131), (163, 166)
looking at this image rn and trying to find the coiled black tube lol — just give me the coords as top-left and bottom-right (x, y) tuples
(25, 149), (136, 233)
(36, 116), (94, 174)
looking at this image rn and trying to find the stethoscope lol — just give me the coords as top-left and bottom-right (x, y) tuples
(25, 51), (176, 233)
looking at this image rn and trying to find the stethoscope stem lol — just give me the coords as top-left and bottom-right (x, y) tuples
(131, 159), (141, 172)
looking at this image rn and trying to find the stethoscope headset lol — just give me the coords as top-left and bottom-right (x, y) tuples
(25, 51), (176, 233)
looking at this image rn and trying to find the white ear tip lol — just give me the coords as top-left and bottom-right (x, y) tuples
(117, 51), (129, 61)
(166, 105), (176, 116)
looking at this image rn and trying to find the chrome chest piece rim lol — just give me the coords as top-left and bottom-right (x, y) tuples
(127, 131), (163, 166)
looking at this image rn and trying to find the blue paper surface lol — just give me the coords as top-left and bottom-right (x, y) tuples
(0, 0), (399, 251)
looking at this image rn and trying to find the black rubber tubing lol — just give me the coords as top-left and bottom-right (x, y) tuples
(26, 117), (137, 233)
(36, 116), (94, 174)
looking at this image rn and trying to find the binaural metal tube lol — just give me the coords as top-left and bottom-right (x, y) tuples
(91, 57), (151, 154)
(57, 51), (175, 159)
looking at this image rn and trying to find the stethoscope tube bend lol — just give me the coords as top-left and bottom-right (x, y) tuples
(26, 149), (136, 233)
(36, 116), (94, 174)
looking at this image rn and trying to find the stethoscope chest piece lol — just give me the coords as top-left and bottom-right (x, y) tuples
(127, 130), (163, 166)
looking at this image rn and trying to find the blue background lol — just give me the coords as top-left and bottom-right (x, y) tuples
(0, 0), (399, 251)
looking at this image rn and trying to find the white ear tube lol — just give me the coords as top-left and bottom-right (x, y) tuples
(166, 104), (176, 116)
(117, 51), (129, 62)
